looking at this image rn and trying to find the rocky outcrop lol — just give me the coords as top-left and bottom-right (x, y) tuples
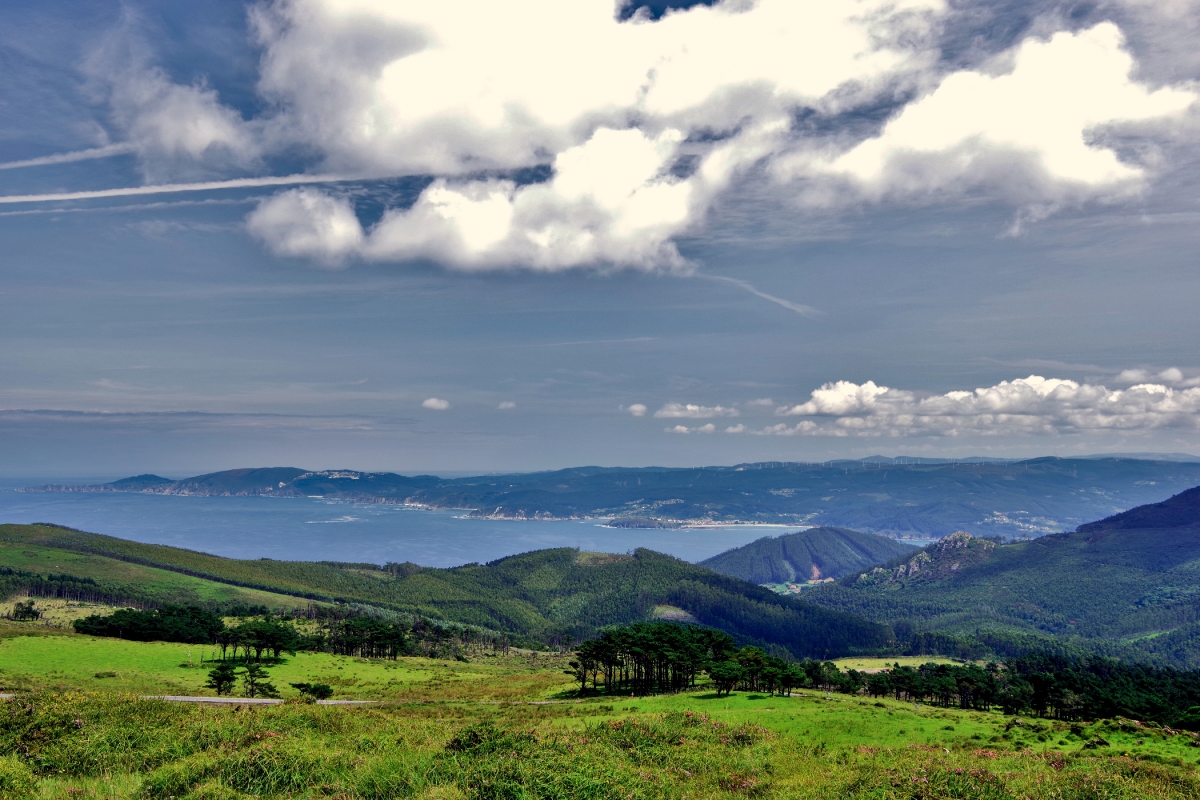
(857, 531), (995, 585)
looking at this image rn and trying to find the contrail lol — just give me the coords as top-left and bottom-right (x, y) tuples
(0, 173), (351, 204)
(0, 143), (136, 170)
(699, 274), (821, 317)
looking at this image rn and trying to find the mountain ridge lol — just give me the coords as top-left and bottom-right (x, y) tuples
(699, 527), (916, 586)
(802, 485), (1200, 666)
(20, 458), (1200, 539)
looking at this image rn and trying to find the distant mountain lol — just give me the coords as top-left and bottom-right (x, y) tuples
(22, 468), (442, 500)
(699, 527), (916, 585)
(103, 474), (174, 491)
(1079, 452), (1200, 463)
(1077, 485), (1200, 532)
(21, 457), (1200, 539)
(802, 485), (1200, 667)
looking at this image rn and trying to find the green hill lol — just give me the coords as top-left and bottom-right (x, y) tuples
(802, 486), (1200, 666)
(699, 527), (916, 585)
(0, 524), (893, 659)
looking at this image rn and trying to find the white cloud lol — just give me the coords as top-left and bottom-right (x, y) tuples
(421, 397), (451, 410)
(1115, 367), (1200, 387)
(35, 2), (1199, 268)
(808, 24), (1196, 202)
(743, 398), (775, 408)
(247, 188), (363, 265)
(359, 127), (705, 270)
(654, 402), (740, 419)
(497, 401), (517, 410)
(665, 422), (718, 434)
(241, 0), (943, 268)
(83, 21), (260, 181)
(724, 424), (746, 434)
(751, 375), (1200, 437)
(253, 0), (942, 176)
(626, 403), (647, 417)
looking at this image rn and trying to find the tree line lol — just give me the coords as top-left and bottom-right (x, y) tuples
(569, 621), (1200, 729)
(566, 621), (857, 697)
(71, 603), (516, 663)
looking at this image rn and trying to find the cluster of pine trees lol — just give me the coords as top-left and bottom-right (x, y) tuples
(567, 622), (1200, 729)
(74, 606), (225, 644)
(859, 655), (1200, 726)
(566, 622), (735, 694)
(71, 603), (510, 662)
(565, 622), (852, 697)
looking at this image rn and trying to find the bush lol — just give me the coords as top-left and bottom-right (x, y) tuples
(0, 755), (35, 799)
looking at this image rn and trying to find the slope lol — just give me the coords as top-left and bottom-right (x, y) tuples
(802, 486), (1200, 666)
(0, 524), (893, 659)
(699, 527), (916, 584)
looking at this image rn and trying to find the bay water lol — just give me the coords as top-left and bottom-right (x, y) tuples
(0, 478), (788, 568)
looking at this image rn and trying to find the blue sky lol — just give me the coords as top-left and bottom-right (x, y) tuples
(2, 0), (1200, 477)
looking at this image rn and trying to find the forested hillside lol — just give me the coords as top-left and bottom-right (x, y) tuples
(0, 524), (891, 660)
(24, 456), (1200, 538)
(700, 527), (915, 585)
(803, 487), (1200, 667)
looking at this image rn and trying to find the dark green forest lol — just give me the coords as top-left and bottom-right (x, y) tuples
(803, 487), (1200, 667)
(569, 621), (1200, 730)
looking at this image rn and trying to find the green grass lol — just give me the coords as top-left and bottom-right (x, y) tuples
(833, 656), (964, 671)
(0, 631), (574, 701)
(5, 687), (1200, 799)
(4, 631), (1200, 798)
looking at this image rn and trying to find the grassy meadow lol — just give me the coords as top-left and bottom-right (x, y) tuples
(0, 539), (312, 613)
(3, 625), (1200, 798)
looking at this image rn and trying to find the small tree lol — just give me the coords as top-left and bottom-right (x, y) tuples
(290, 682), (334, 701)
(11, 600), (40, 621)
(241, 663), (280, 698)
(205, 663), (237, 696)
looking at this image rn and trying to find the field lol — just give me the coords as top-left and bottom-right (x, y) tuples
(3, 628), (1200, 798)
(0, 628), (569, 701)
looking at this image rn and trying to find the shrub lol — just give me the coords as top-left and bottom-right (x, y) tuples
(0, 755), (35, 799)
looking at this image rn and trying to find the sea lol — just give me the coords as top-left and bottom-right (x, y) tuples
(0, 478), (804, 568)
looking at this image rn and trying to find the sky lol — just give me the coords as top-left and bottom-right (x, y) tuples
(2, 0), (1200, 478)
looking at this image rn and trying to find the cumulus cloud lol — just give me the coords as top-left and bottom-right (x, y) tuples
(41, 2), (1200, 268)
(626, 403), (647, 417)
(806, 23), (1196, 203)
(751, 375), (1200, 437)
(654, 402), (740, 419)
(421, 397), (451, 410)
(241, 0), (943, 268)
(666, 422), (717, 434)
(1115, 367), (1200, 386)
(246, 188), (363, 264)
